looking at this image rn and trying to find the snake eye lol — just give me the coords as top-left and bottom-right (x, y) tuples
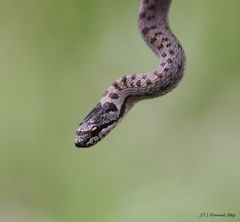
(91, 126), (99, 135)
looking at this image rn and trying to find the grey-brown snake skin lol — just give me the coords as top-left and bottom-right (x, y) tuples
(75, 0), (185, 148)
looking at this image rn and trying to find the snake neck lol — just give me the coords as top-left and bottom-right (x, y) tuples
(100, 0), (185, 116)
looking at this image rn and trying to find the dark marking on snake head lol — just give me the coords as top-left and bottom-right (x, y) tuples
(109, 92), (119, 100)
(103, 102), (118, 112)
(167, 58), (173, 64)
(144, 0), (149, 4)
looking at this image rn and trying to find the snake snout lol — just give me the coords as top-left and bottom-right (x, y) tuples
(75, 135), (87, 148)
(75, 133), (95, 148)
(75, 140), (84, 148)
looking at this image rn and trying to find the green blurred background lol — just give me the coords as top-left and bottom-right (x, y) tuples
(0, 0), (240, 221)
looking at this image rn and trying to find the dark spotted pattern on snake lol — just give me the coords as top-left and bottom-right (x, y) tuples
(75, 0), (185, 148)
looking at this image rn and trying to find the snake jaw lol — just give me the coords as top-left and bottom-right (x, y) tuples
(75, 135), (99, 148)
(75, 137), (86, 148)
(75, 129), (100, 148)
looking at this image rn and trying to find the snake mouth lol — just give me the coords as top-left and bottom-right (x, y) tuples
(75, 135), (99, 148)
(75, 141), (88, 148)
(75, 136), (89, 148)
(75, 143), (92, 148)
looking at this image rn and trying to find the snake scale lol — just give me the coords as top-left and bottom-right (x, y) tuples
(75, 0), (185, 148)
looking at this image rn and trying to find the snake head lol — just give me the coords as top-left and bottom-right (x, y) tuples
(75, 102), (119, 148)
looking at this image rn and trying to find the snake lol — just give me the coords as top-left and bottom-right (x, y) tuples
(75, 0), (185, 148)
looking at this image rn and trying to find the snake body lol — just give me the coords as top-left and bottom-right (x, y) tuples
(75, 0), (185, 148)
